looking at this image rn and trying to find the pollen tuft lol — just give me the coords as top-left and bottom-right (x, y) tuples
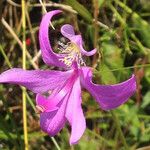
(58, 42), (85, 67)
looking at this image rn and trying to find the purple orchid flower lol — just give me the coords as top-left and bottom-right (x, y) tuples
(0, 10), (136, 145)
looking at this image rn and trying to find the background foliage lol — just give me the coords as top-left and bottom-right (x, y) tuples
(0, 0), (150, 149)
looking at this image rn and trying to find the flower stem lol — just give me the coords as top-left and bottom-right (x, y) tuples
(22, 0), (28, 149)
(111, 111), (129, 149)
(51, 137), (61, 150)
(0, 45), (12, 69)
(92, 0), (101, 68)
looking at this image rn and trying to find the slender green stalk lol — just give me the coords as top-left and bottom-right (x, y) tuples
(92, 0), (100, 68)
(51, 137), (61, 150)
(122, 0), (132, 55)
(26, 94), (36, 111)
(110, 63), (150, 72)
(111, 111), (129, 149)
(0, 45), (12, 68)
(21, 0), (28, 149)
(93, 63), (150, 75)
(109, 4), (147, 55)
(87, 128), (114, 147)
(86, 113), (150, 120)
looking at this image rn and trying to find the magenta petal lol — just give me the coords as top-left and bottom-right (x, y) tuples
(65, 78), (86, 145)
(80, 67), (136, 110)
(70, 35), (97, 56)
(40, 93), (68, 136)
(39, 70), (79, 136)
(36, 94), (59, 112)
(0, 68), (72, 93)
(79, 44), (97, 56)
(60, 24), (97, 56)
(61, 24), (75, 38)
(39, 10), (66, 68)
(36, 69), (79, 112)
(36, 74), (74, 112)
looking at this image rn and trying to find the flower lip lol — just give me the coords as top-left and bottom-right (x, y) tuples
(60, 24), (97, 57)
(61, 24), (75, 39)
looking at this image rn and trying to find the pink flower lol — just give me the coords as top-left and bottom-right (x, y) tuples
(0, 10), (136, 145)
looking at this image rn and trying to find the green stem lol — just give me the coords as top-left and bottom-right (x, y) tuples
(21, 0), (28, 149)
(86, 113), (150, 120)
(51, 137), (61, 150)
(93, 63), (150, 75)
(87, 128), (114, 147)
(0, 45), (12, 68)
(109, 3), (147, 55)
(111, 111), (129, 149)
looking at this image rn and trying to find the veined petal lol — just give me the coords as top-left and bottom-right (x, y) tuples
(36, 71), (76, 112)
(61, 24), (97, 56)
(65, 77), (86, 145)
(79, 41), (97, 56)
(39, 10), (66, 68)
(80, 67), (136, 110)
(39, 70), (79, 136)
(36, 94), (59, 112)
(40, 95), (68, 136)
(61, 24), (75, 38)
(0, 68), (72, 93)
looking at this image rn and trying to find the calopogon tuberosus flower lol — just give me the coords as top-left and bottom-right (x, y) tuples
(0, 10), (136, 145)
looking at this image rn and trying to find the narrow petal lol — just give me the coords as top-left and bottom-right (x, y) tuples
(0, 68), (72, 93)
(39, 10), (66, 68)
(65, 77), (86, 145)
(80, 67), (136, 110)
(79, 44), (97, 56)
(61, 24), (97, 56)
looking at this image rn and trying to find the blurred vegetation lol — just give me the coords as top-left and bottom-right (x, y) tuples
(0, 0), (150, 149)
